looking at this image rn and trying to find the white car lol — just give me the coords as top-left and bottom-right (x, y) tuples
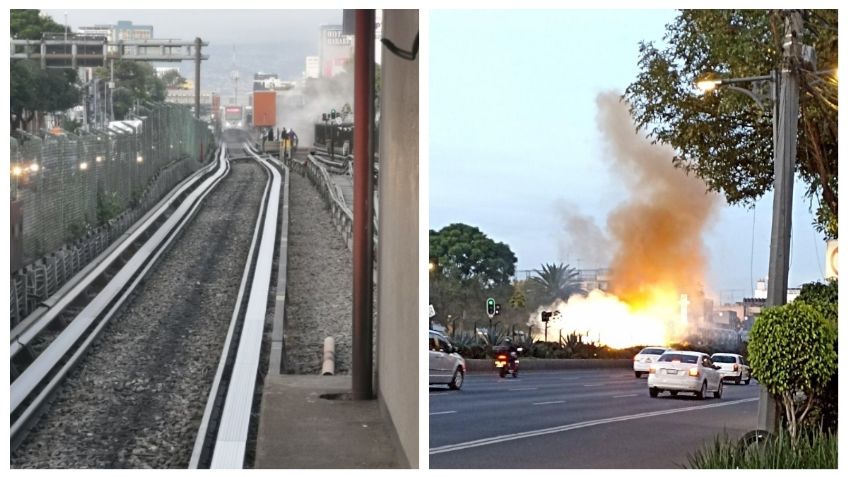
(647, 351), (723, 399)
(710, 353), (752, 385)
(429, 330), (466, 390)
(633, 346), (668, 378)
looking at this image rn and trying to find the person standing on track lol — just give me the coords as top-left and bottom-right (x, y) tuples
(280, 127), (289, 158)
(289, 129), (298, 157)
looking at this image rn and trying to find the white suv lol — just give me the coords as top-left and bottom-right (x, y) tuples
(429, 330), (466, 390)
(633, 346), (668, 378)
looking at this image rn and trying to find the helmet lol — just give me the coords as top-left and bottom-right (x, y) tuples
(503, 338), (512, 345)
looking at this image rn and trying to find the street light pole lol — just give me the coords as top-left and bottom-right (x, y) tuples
(759, 10), (803, 434)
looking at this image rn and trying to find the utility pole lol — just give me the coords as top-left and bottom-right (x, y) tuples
(759, 10), (803, 434)
(351, 9), (376, 400)
(194, 37), (202, 119)
(109, 59), (115, 122)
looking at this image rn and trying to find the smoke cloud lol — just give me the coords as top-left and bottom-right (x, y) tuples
(594, 91), (719, 303)
(555, 200), (610, 269)
(276, 73), (353, 146)
(528, 92), (720, 347)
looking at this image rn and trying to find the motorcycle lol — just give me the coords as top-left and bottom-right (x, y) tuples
(494, 347), (522, 378)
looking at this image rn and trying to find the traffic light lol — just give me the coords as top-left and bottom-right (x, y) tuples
(322, 113), (328, 122)
(331, 108), (337, 119)
(541, 311), (552, 322)
(495, 304), (501, 316)
(486, 298), (496, 318)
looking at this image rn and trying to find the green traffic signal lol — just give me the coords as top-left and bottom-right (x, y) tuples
(486, 298), (496, 317)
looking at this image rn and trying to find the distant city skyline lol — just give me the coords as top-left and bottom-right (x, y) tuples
(43, 9), (344, 103)
(43, 9), (341, 46)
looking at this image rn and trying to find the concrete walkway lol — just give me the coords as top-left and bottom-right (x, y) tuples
(254, 375), (402, 469)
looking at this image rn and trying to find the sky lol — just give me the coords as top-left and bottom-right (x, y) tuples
(44, 9), (340, 46)
(429, 10), (829, 304)
(43, 10), (343, 101)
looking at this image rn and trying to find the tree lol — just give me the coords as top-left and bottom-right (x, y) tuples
(11, 59), (79, 131)
(429, 223), (517, 288)
(11, 9), (66, 39)
(626, 10), (838, 238)
(527, 263), (586, 306)
(96, 61), (167, 119)
(509, 280), (528, 309)
(747, 301), (837, 440)
(160, 69), (187, 89)
(10, 11), (79, 131)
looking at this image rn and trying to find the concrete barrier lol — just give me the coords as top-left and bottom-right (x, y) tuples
(464, 358), (632, 373)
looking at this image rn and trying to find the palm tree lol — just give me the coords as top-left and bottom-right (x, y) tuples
(528, 263), (586, 305)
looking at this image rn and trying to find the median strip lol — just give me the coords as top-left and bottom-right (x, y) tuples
(430, 397), (759, 455)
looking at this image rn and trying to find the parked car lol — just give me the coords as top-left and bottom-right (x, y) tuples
(429, 330), (466, 390)
(647, 351), (723, 399)
(633, 346), (668, 378)
(710, 353), (752, 385)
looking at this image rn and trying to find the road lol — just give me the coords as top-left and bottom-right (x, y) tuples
(429, 368), (760, 468)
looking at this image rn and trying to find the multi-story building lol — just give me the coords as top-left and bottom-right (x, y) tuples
(112, 20), (153, 41)
(318, 24), (352, 78)
(77, 20), (153, 55)
(305, 56), (320, 79)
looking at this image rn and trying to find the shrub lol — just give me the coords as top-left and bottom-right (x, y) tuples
(748, 301), (837, 440)
(97, 190), (124, 225)
(686, 428), (837, 469)
(795, 279), (838, 433)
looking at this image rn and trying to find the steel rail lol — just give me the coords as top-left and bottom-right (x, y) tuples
(208, 143), (281, 468)
(189, 142), (273, 468)
(11, 157), (220, 360)
(10, 146), (230, 449)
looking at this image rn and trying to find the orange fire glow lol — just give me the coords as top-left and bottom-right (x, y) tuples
(530, 92), (719, 349)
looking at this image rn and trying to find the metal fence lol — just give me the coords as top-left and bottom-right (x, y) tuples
(10, 103), (216, 325)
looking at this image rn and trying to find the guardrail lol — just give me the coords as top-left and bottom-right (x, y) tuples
(303, 154), (354, 250)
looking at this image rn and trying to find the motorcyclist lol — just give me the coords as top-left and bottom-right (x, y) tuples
(502, 338), (519, 366)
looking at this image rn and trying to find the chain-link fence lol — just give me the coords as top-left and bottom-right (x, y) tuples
(10, 103), (216, 325)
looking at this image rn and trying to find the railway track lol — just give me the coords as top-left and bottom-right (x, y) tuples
(10, 136), (288, 469)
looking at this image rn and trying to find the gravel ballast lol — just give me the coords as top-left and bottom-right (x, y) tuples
(283, 167), (353, 375)
(11, 159), (266, 469)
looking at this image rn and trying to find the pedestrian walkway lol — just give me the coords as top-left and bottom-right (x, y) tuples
(253, 375), (402, 469)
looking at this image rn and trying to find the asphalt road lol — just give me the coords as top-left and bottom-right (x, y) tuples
(429, 368), (761, 468)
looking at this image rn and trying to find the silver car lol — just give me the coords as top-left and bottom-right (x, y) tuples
(647, 351), (723, 399)
(429, 330), (466, 390)
(710, 353), (752, 385)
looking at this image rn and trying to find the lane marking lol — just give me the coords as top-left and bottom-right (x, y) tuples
(583, 383), (604, 387)
(430, 410), (457, 416)
(508, 387), (538, 391)
(532, 400), (566, 406)
(613, 394), (639, 398)
(430, 397), (758, 455)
